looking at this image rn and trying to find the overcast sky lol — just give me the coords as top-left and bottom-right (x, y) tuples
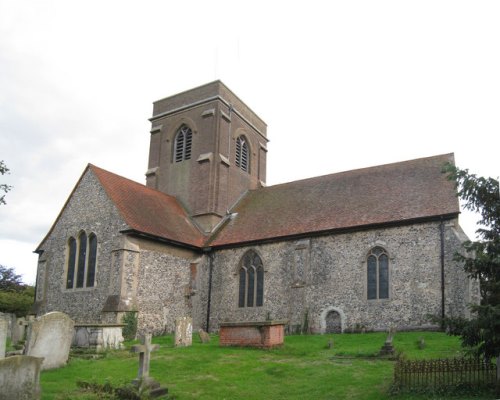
(0, 1), (499, 284)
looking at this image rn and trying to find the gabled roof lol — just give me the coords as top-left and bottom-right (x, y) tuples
(208, 153), (459, 247)
(89, 165), (205, 248)
(37, 153), (460, 253)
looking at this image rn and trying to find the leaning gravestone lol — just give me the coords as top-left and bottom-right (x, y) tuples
(198, 329), (210, 344)
(0, 319), (7, 359)
(175, 317), (192, 347)
(0, 356), (44, 400)
(25, 312), (74, 370)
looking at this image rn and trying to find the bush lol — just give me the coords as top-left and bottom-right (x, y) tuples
(122, 312), (138, 340)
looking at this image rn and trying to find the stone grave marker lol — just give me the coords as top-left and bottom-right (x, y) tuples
(0, 319), (7, 359)
(12, 317), (28, 345)
(175, 316), (192, 347)
(25, 311), (74, 370)
(131, 333), (167, 398)
(379, 328), (395, 356)
(0, 355), (44, 400)
(198, 329), (210, 344)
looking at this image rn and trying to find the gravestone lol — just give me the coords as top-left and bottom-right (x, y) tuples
(0, 356), (44, 400)
(198, 329), (210, 344)
(12, 317), (28, 345)
(0, 319), (7, 359)
(175, 317), (192, 347)
(379, 328), (395, 356)
(131, 333), (167, 398)
(25, 311), (74, 370)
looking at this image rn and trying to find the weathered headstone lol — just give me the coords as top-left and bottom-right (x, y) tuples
(131, 333), (167, 398)
(0, 356), (44, 400)
(198, 329), (210, 344)
(0, 319), (7, 359)
(12, 317), (28, 345)
(175, 316), (192, 347)
(379, 328), (395, 356)
(25, 311), (74, 370)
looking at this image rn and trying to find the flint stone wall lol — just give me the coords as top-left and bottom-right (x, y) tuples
(34, 170), (129, 324)
(134, 242), (207, 336)
(208, 219), (474, 333)
(0, 356), (43, 400)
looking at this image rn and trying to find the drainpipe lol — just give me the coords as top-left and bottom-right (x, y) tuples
(440, 218), (446, 328)
(205, 250), (214, 332)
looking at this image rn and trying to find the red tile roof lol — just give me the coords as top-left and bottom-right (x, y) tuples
(90, 165), (205, 248)
(39, 153), (459, 252)
(209, 154), (459, 247)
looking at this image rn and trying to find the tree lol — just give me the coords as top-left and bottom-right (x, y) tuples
(0, 265), (25, 291)
(0, 265), (34, 316)
(444, 163), (500, 360)
(0, 160), (12, 205)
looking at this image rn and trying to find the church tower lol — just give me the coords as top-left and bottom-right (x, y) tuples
(145, 81), (268, 233)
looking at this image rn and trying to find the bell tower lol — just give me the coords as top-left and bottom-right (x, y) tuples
(145, 81), (268, 233)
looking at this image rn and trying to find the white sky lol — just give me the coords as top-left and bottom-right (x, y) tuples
(0, 0), (498, 285)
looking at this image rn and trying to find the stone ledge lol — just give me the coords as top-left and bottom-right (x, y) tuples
(220, 320), (288, 327)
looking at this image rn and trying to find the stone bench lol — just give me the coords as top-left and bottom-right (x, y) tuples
(219, 320), (287, 348)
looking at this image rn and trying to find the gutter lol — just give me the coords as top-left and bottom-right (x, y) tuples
(440, 218), (446, 327)
(205, 249), (214, 332)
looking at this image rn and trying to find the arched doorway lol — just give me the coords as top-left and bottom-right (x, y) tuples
(319, 306), (345, 334)
(325, 310), (342, 333)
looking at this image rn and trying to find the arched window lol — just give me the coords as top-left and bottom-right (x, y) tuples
(76, 231), (87, 288)
(238, 250), (264, 307)
(367, 246), (389, 300)
(66, 237), (77, 289)
(65, 231), (98, 289)
(174, 125), (192, 162)
(235, 136), (249, 172)
(86, 233), (97, 287)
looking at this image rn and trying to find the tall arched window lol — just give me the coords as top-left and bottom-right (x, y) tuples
(86, 233), (98, 287)
(235, 136), (249, 172)
(174, 125), (192, 162)
(367, 246), (389, 300)
(238, 250), (264, 307)
(76, 231), (87, 288)
(65, 231), (98, 289)
(66, 237), (77, 289)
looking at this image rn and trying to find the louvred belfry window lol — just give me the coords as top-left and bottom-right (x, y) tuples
(174, 125), (192, 162)
(238, 250), (264, 307)
(367, 247), (389, 300)
(235, 136), (249, 172)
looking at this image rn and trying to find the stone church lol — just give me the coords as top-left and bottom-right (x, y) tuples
(32, 81), (476, 336)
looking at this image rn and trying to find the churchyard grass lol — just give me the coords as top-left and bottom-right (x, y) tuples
(40, 331), (495, 400)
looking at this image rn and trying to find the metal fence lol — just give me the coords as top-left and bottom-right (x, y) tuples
(394, 357), (497, 390)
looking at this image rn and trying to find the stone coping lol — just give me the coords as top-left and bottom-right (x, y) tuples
(220, 320), (288, 327)
(74, 324), (125, 328)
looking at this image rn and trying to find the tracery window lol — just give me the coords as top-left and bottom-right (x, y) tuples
(238, 250), (264, 307)
(235, 135), (249, 172)
(66, 231), (97, 289)
(174, 125), (192, 162)
(367, 246), (389, 300)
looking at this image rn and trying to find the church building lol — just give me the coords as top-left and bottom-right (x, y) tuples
(32, 81), (476, 336)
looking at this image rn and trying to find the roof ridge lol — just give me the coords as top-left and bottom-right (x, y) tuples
(260, 153), (455, 191)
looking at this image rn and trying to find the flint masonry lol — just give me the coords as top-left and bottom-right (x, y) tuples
(32, 81), (477, 335)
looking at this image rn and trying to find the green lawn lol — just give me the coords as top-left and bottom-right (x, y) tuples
(40, 332), (495, 400)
